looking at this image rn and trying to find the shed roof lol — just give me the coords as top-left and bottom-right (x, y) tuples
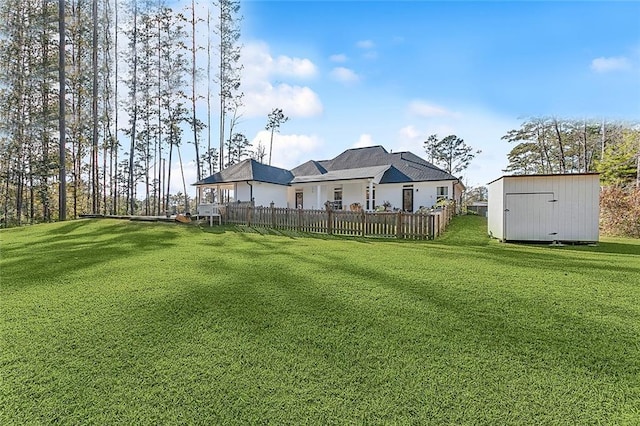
(487, 173), (600, 186)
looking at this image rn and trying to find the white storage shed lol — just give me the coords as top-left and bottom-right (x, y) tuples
(487, 174), (600, 243)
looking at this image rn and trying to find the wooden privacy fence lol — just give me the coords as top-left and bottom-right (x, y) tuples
(219, 203), (454, 240)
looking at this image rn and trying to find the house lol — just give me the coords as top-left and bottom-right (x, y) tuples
(487, 173), (600, 243)
(193, 146), (464, 213)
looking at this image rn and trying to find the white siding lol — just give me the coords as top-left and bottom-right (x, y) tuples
(235, 182), (252, 202)
(251, 182), (289, 207)
(288, 179), (459, 212)
(488, 174), (599, 242)
(342, 183), (365, 209)
(487, 178), (504, 239)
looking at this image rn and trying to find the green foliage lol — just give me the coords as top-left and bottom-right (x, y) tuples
(266, 108), (289, 166)
(1, 218), (639, 424)
(502, 117), (638, 176)
(423, 134), (480, 176)
(596, 129), (640, 186)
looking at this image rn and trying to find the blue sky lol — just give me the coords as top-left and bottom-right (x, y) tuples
(173, 0), (640, 194)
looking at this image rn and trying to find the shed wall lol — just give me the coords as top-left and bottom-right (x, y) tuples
(487, 178), (504, 239)
(489, 174), (599, 242)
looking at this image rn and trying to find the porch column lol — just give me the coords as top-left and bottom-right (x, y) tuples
(316, 184), (321, 210)
(368, 180), (374, 211)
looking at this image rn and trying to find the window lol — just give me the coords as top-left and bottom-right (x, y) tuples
(437, 186), (449, 201)
(365, 188), (376, 210)
(333, 187), (343, 210)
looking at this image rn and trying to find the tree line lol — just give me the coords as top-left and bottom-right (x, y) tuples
(502, 117), (639, 186)
(503, 117), (640, 236)
(0, 0), (286, 227)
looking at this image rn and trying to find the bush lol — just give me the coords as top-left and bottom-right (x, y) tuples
(600, 186), (640, 237)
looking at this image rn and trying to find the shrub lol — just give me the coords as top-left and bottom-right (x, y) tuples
(600, 186), (640, 237)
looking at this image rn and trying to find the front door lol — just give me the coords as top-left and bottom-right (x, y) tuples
(295, 191), (303, 209)
(403, 188), (413, 212)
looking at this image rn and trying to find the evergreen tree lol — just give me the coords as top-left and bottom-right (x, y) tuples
(423, 134), (480, 176)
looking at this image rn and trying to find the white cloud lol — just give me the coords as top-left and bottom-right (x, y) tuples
(241, 41), (323, 118)
(590, 56), (631, 73)
(408, 100), (459, 118)
(353, 134), (375, 148)
(273, 56), (317, 78)
(330, 67), (360, 85)
(329, 53), (348, 63)
(243, 41), (318, 85)
(243, 83), (323, 118)
(356, 40), (375, 49)
(251, 130), (322, 169)
(399, 125), (420, 140)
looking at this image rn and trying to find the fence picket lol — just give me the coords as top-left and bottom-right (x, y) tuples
(217, 204), (454, 240)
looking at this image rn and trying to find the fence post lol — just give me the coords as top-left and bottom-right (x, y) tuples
(326, 203), (333, 235)
(247, 205), (253, 227)
(361, 210), (366, 236)
(298, 208), (303, 232)
(428, 214), (434, 240)
(270, 202), (276, 228)
(396, 210), (403, 239)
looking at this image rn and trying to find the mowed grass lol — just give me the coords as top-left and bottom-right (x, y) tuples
(1, 217), (639, 425)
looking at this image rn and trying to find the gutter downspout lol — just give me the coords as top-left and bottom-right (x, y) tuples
(247, 181), (253, 205)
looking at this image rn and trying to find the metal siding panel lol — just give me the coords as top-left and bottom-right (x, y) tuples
(505, 192), (556, 241)
(487, 178), (504, 239)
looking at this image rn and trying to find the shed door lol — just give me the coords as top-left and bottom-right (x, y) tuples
(505, 193), (557, 241)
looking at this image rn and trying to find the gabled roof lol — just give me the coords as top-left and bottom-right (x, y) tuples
(193, 159), (293, 186)
(291, 160), (327, 177)
(298, 146), (459, 184)
(291, 165), (391, 184)
(194, 145), (460, 187)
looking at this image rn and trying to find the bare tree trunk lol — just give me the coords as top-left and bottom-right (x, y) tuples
(207, 9), (212, 176)
(128, 1), (138, 215)
(177, 144), (188, 213)
(112, 0), (119, 214)
(91, 0), (98, 213)
(58, 0), (66, 220)
(190, 0), (201, 183)
(553, 118), (566, 173)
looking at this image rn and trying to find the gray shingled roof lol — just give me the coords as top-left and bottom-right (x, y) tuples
(291, 165), (391, 184)
(193, 159), (293, 186)
(194, 146), (459, 187)
(300, 146), (458, 183)
(291, 160), (327, 177)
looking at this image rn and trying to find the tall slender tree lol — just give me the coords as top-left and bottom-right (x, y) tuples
(59, 0), (67, 220)
(266, 108), (288, 166)
(214, 0), (241, 171)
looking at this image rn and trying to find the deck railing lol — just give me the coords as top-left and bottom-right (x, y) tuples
(214, 203), (454, 240)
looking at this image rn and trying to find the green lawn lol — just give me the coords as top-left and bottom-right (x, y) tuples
(1, 217), (639, 424)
